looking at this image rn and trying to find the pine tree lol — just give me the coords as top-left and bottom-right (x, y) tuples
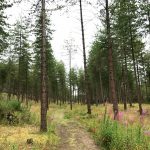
(105, 0), (118, 119)
(12, 21), (31, 102)
(0, 0), (11, 52)
(79, 0), (91, 114)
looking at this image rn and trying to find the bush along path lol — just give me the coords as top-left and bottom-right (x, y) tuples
(49, 108), (100, 150)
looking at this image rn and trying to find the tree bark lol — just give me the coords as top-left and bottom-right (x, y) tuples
(141, 53), (148, 100)
(40, 0), (47, 132)
(79, 0), (91, 114)
(69, 50), (72, 110)
(105, 0), (118, 119)
(99, 67), (104, 104)
(128, 14), (143, 115)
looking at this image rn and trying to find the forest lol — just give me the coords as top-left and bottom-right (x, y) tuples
(0, 0), (150, 149)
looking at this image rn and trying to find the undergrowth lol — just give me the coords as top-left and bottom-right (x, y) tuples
(0, 103), (59, 150)
(0, 99), (34, 125)
(64, 104), (150, 150)
(96, 116), (149, 150)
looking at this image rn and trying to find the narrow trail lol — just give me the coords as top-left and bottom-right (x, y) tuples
(50, 109), (100, 150)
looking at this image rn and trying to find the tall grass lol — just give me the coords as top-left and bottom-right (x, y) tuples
(95, 115), (149, 150)
(63, 104), (150, 150)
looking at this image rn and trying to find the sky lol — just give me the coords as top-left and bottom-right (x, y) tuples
(6, 0), (100, 71)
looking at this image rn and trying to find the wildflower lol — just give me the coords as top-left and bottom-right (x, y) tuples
(142, 109), (149, 116)
(144, 131), (150, 136)
(116, 111), (124, 122)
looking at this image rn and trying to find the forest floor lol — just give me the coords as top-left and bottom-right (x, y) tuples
(0, 103), (100, 150)
(51, 108), (99, 150)
(1, 102), (150, 150)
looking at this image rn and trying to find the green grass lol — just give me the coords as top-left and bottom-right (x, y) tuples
(1, 101), (150, 150)
(96, 116), (149, 150)
(63, 104), (150, 150)
(0, 99), (21, 113)
(0, 103), (59, 150)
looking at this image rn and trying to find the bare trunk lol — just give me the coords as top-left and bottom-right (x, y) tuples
(79, 0), (91, 114)
(99, 68), (104, 104)
(141, 53), (148, 100)
(40, 0), (47, 132)
(69, 50), (72, 110)
(106, 0), (118, 119)
(121, 65), (127, 110)
(17, 30), (22, 101)
(123, 45), (128, 110)
(128, 15), (143, 115)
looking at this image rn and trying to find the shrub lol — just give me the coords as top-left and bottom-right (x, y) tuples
(0, 99), (21, 112)
(17, 107), (31, 124)
(64, 111), (73, 119)
(96, 116), (150, 150)
(0, 100), (33, 125)
(0, 100), (22, 121)
(9, 100), (21, 111)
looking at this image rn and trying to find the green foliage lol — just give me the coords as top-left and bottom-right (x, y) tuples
(29, 112), (40, 125)
(0, 99), (34, 125)
(0, 0), (12, 52)
(10, 144), (18, 150)
(47, 123), (56, 135)
(96, 116), (149, 150)
(0, 99), (21, 124)
(18, 107), (32, 124)
(45, 123), (60, 147)
(64, 111), (73, 119)
(63, 105), (150, 150)
(0, 99), (21, 113)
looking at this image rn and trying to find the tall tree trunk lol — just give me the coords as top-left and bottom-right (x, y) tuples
(105, 0), (118, 119)
(122, 45), (128, 110)
(121, 65), (127, 110)
(69, 50), (72, 110)
(136, 58), (144, 103)
(79, 0), (91, 114)
(141, 53), (148, 100)
(25, 62), (28, 106)
(40, 0), (47, 132)
(17, 30), (22, 101)
(128, 14), (143, 115)
(99, 67), (104, 104)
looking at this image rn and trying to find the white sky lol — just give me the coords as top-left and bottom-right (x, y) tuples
(6, 0), (100, 70)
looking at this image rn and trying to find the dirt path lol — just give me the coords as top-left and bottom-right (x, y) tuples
(51, 110), (100, 150)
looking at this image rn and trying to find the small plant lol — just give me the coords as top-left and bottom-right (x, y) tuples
(96, 116), (149, 150)
(8, 100), (21, 111)
(0, 100), (22, 122)
(64, 112), (73, 119)
(0, 99), (21, 112)
(0, 99), (34, 125)
(46, 123), (60, 146)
